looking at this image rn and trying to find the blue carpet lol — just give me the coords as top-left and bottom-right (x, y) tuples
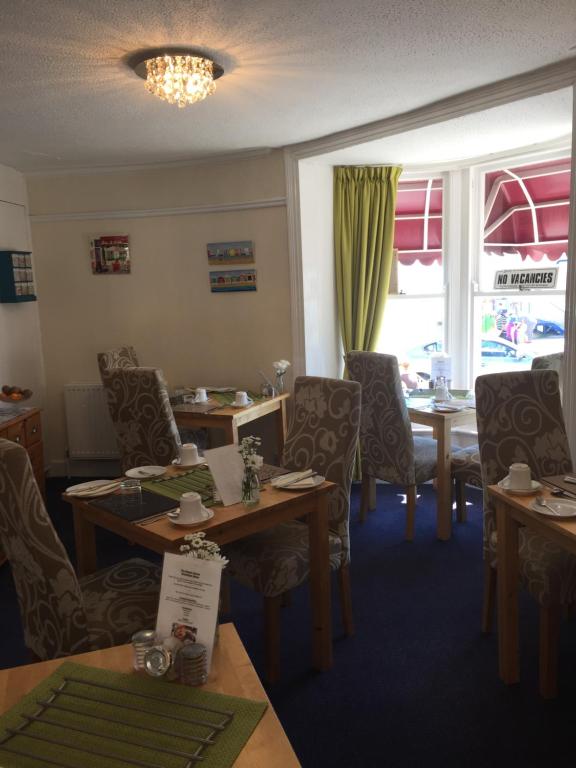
(2, 480), (576, 767)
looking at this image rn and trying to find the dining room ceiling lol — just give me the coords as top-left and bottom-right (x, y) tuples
(0, 0), (574, 173)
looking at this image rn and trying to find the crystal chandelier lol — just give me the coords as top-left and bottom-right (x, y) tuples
(129, 49), (224, 108)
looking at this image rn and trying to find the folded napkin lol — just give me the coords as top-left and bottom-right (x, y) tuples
(272, 469), (315, 488)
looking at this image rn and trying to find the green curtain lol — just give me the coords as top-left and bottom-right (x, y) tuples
(334, 165), (401, 355)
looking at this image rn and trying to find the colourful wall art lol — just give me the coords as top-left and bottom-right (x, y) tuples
(207, 241), (254, 265)
(209, 269), (257, 293)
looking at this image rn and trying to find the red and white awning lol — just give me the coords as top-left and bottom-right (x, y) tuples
(393, 178), (442, 265)
(484, 158), (571, 261)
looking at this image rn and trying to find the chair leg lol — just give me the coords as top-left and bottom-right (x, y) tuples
(405, 485), (417, 541)
(368, 476), (376, 510)
(539, 604), (561, 699)
(360, 474), (371, 522)
(482, 562), (496, 634)
(455, 479), (467, 523)
(219, 572), (231, 615)
(337, 564), (354, 636)
(264, 595), (282, 683)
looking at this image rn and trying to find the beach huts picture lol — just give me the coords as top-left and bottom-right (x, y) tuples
(210, 269), (257, 293)
(207, 241), (254, 265)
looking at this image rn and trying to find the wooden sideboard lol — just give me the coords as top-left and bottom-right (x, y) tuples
(0, 405), (44, 493)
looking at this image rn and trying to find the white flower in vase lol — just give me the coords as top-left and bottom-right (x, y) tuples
(272, 359), (291, 393)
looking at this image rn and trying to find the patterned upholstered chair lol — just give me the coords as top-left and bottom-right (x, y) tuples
(225, 376), (361, 682)
(347, 351), (437, 539)
(0, 438), (161, 660)
(100, 366), (181, 472)
(475, 369), (575, 697)
(97, 345), (139, 375)
(452, 352), (565, 522)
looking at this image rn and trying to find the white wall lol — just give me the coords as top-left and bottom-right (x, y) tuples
(299, 160), (340, 378)
(27, 151), (292, 471)
(0, 164), (45, 410)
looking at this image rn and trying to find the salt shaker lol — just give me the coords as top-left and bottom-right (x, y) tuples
(131, 629), (156, 671)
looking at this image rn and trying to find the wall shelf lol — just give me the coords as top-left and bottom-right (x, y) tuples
(0, 250), (37, 303)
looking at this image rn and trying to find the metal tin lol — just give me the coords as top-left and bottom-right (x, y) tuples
(143, 645), (173, 677)
(179, 642), (208, 686)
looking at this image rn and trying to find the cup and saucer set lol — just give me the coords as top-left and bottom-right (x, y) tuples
(230, 390), (253, 408)
(172, 443), (206, 469)
(167, 491), (214, 527)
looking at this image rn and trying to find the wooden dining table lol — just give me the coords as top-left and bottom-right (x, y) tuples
(65, 469), (335, 673)
(0, 623), (301, 767)
(488, 483), (576, 692)
(173, 393), (289, 458)
(407, 400), (477, 540)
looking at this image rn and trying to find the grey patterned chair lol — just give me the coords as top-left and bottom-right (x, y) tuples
(347, 351), (438, 539)
(475, 369), (575, 698)
(453, 351), (565, 521)
(0, 438), (161, 660)
(97, 345), (139, 375)
(225, 376), (361, 682)
(99, 366), (181, 472)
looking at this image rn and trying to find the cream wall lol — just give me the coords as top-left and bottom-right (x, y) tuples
(0, 164), (45, 411)
(27, 151), (291, 471)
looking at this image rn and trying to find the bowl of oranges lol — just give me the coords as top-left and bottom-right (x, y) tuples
(0, 385), (32, 403)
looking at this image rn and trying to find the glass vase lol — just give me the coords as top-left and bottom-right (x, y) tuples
(275, 373), (285, 394)
(241, 466), (260, 506)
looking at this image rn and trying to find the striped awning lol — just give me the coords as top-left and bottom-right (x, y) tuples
(484, 158), (570, 261)
(393, 178), (442, 265)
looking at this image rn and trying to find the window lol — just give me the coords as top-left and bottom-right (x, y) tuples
(376, 177), (444, 383)
(472, 157), (569, 379)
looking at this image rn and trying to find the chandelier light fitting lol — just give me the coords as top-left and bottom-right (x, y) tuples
(130, 48), (224, 108)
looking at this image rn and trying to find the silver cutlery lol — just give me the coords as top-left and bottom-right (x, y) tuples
(274, 470), (317, 488)
(535, 495), (559, 515)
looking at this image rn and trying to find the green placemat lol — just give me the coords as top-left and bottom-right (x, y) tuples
(0, 661), (267, 768)
(142, 468), (216, 507)
(209, 391), (263, 406)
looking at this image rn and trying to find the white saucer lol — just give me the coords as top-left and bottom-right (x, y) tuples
(432, 404), (463, 413)
(65, 479), (120, 497)
(167, 507), (214, 526)
(498, 476), (542, 495)
(531, 498), (576, 518)
(272, 474), (325, 490)
(125, 465), (166, 479)
(172, 457), (206, 468)
(230, 398), (254, 408)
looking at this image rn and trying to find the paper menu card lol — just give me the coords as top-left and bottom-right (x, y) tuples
(155, 553), (223, 670)
(203, 444), (244, 506)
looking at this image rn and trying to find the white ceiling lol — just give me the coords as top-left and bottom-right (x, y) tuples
(0, 0), (574, 172)
(318, 90), (573, 167)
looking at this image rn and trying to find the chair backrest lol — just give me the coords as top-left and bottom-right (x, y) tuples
(100, 366), (181, 472)
(475, 369), (572, 557)
(97, 345), (139, 375)
(0, 439), (91, 659)
(531, 352), (564, 399)
(281, 376), (361, 562)
(347, 351), (416, 485)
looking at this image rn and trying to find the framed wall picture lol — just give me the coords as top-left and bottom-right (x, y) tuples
(90, 235), (130, 274)
(209, 269), (257, 293)
(207, 241), (254, 265)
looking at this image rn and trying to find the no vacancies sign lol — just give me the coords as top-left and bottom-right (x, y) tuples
(494, 268), (558, 290)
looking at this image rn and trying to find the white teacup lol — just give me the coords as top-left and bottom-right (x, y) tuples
(508, 462), (532, 490)
(179, 491), (205, 523)
(179, 443), (199, 466)
(195, 388), (208, 403)
(234, 390), (249, 406)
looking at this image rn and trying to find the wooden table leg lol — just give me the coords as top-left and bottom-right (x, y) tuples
(308, 492), (332, 671)
(73, 505), (98, 577)
(275, 399), (288, 462)
(496, 498), (520, 684)
(223, 420), (239, 445)
(435, 419), (453, 540)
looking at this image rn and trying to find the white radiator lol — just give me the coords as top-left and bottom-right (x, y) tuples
(64, 383), (119, 459)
